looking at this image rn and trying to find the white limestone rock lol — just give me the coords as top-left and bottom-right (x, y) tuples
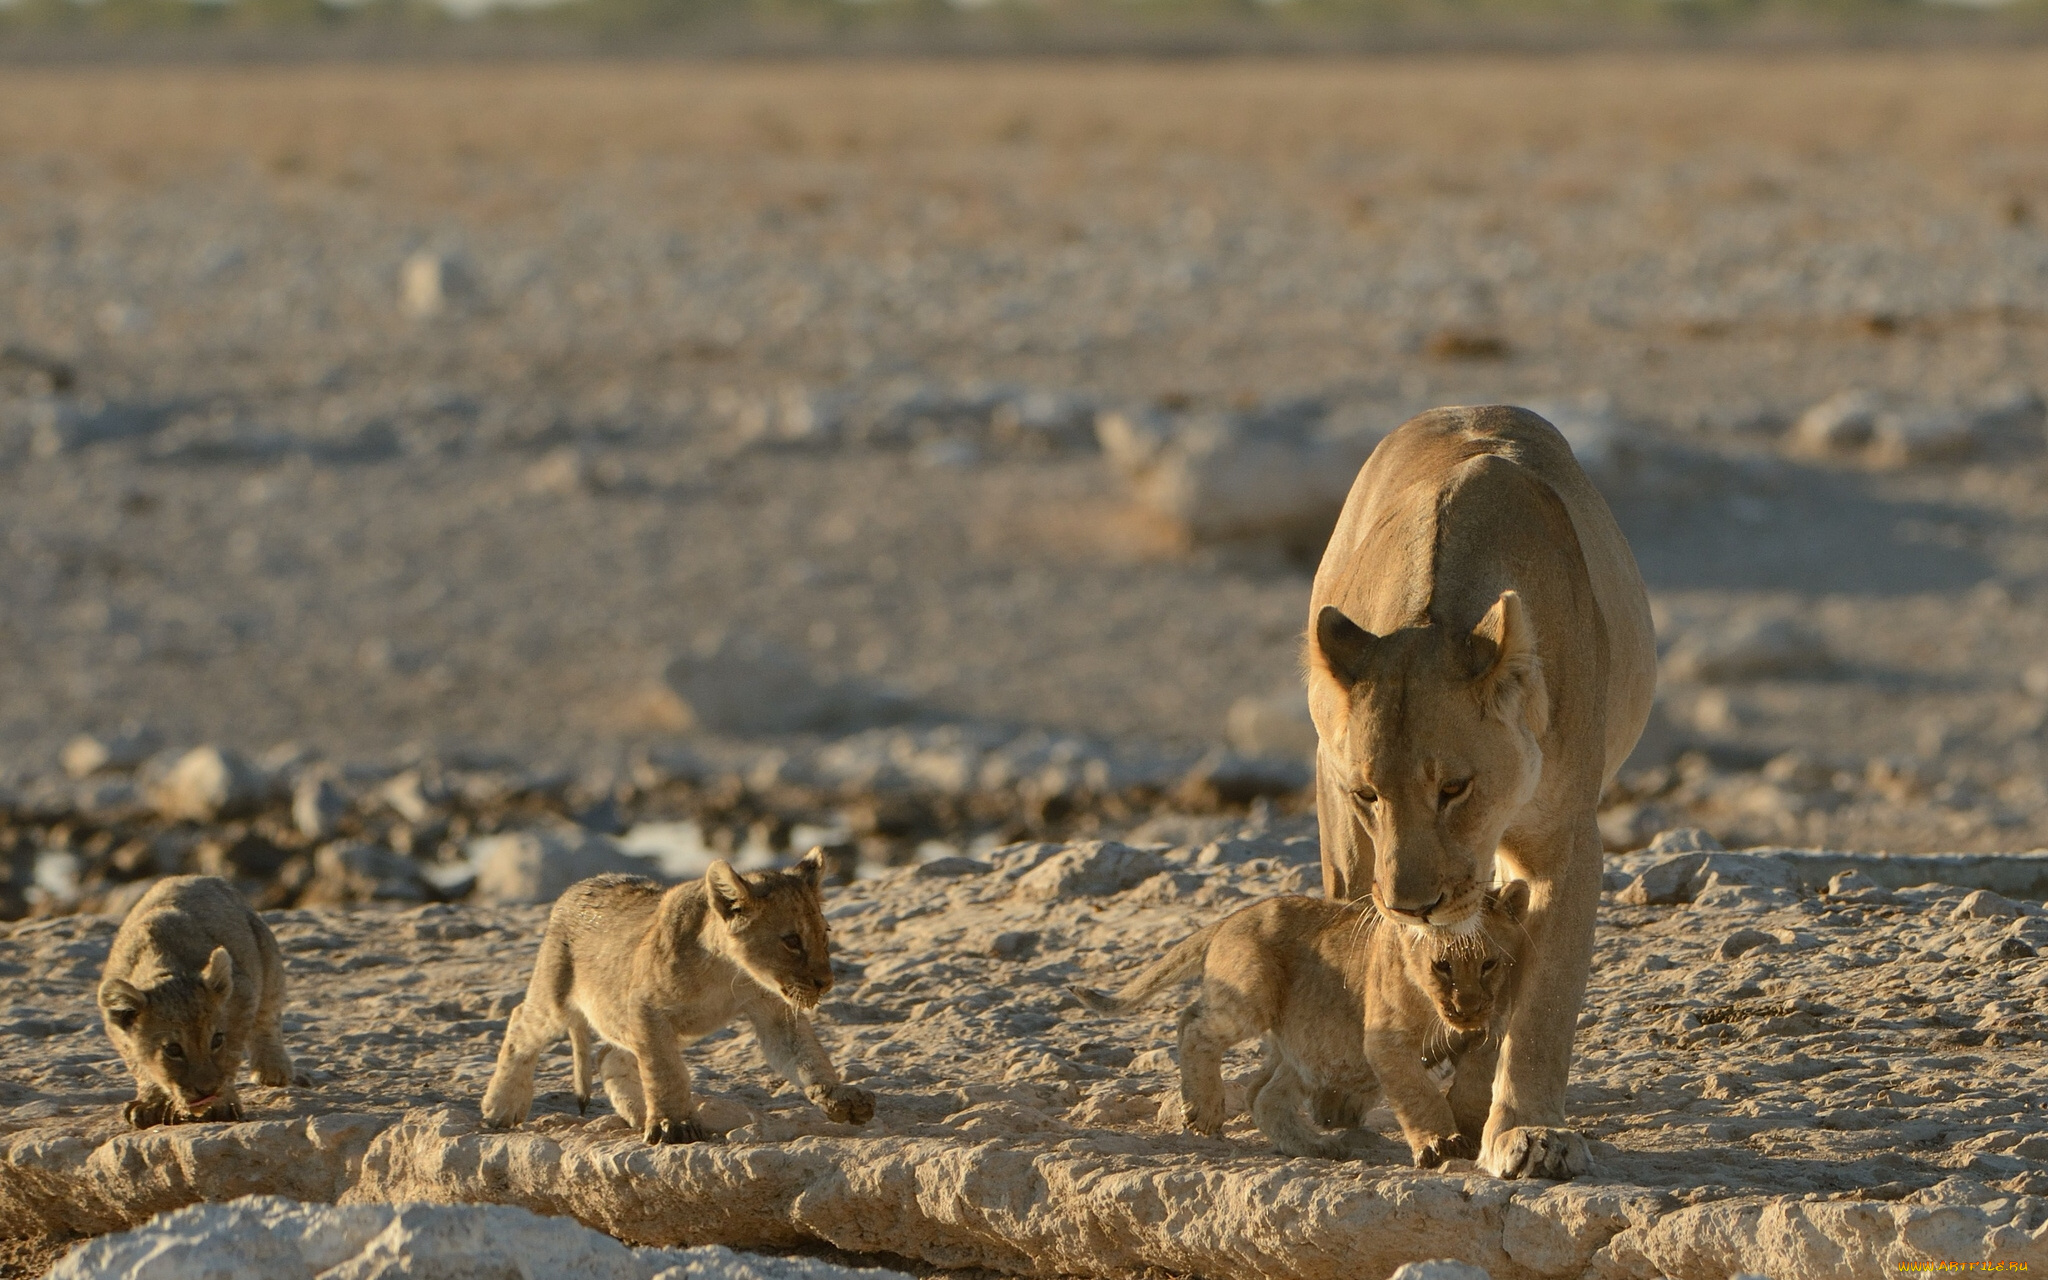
(48, 1195), (911, 1280)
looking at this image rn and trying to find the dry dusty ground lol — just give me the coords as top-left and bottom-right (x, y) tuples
(4, 51), (2048, 1279)
(3, 828), (2048, 1276)
(1, 55), (2048, 851)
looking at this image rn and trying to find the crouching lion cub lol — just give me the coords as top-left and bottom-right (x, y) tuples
(1072, 881), (1529, 1167)
(482, 848), (875, 1143)
(97, 874), (301, 1127)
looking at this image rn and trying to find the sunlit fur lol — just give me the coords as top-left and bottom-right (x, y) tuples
(97, 875), (298, 1128)
(1071, 881), (1531, 1168)
(480, 848), (874, 1145)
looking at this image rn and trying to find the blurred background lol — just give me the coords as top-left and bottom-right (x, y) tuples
(1, 29), (2047, 918)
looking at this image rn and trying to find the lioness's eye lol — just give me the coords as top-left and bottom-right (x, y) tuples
(163, 1043), (184, 1060)
(211, 1032), (226, 1049)
(780, 932), (804, 953)
(1351, 788), (1379, 807)
(1439, 778), (1470, 807)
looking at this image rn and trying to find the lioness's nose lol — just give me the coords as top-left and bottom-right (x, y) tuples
(1384, 891), (1445, 922)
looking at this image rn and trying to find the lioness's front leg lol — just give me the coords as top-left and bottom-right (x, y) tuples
(745, 1003), (874, 1125)
(1481, 824), (1600, 1180)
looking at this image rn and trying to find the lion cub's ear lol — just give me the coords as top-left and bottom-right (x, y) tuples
(1469, 591), (1548, 737)
(1313, 606), (1380, 691)
(99, 979), (147, 1031)
(795, 846), (827, 890)
(705, 860), (755, 923)
(1489, 879), (1533, 923)
(201, 946), (235, 999)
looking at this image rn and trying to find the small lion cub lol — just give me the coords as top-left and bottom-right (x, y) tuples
(482, 848), (875, 1143)
(1072, 881), (1530, 1167)
(97, 875), (300, 1127)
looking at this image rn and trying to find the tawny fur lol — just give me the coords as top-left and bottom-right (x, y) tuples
(1305, 405), (1657, 1180)
(1072, 882), (1530, 1167)
(97, 875), (302, 1128)
(480, 848), (874, 1144)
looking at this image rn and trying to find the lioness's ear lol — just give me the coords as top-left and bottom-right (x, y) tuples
(99, 979), (146, 1030)
(201, 946), (235, 999)
(1470, 591), (1548, 737)
(1490, 879), (1533, 923)
(1313, 606), (1380, 691)
(795, 846), (826, 890)
(705, 860), (753, 922)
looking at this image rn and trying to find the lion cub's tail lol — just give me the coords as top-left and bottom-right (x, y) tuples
(1068, 921), (1222, 1015)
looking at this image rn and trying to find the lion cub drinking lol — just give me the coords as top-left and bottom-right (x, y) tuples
(1072, 881), (1530, 1166)
(482, 848), (875, 1143)
(97, 875), (301, 1128)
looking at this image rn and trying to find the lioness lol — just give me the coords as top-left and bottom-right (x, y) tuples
(1307, 405), (1655, 1180)
(481, 848), (875, 1143)
(1072, 882), (1529, 1166)
(97, 875), (300, 1127)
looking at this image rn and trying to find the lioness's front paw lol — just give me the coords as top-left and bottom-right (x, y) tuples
(1415, 1132), (1478, 1169)
(646, 1115), (712, 1145)
(1480, 1125), (1591, 1180)
(811, 1084), (876, 1126)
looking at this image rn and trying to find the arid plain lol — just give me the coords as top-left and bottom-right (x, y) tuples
(3, 52), (2048, 1279)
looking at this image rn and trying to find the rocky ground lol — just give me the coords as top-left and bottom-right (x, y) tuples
(5, 49), (2048, 1279)
(2, 55), (2048, 865)
(3, 825), (2047, 1277)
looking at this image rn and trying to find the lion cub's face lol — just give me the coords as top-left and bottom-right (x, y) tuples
(98, 947), (238, 1120)
(705, 848), (836, 1012)
(1400, 880), (1531, 1032)
(1310, 591), (1547, 931)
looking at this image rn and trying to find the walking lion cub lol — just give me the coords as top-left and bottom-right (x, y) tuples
(98, 875), (301, 1127)
(1073, 881), (1530, 1166)
(482, 848), (875, 1143)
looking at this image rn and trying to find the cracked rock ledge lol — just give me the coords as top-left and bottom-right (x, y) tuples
(5, 831), (2048, 1279)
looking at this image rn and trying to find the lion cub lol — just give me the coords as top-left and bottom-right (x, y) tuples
(97, 875), (300, 1127)
(482, 848), (875, 1143)
(1072, 881), (1530, 1167)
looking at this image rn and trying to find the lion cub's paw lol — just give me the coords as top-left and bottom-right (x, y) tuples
(811, 1083), (876, 1126)
(1480, 1125), (1591, 1181)
(122, 1098), (169, 1130)
(646, 1115), (714, 1145)
(1415, 1133), (1479, 1169)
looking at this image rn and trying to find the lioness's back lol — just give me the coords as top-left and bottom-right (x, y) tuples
(1316, 404), (1655, 782)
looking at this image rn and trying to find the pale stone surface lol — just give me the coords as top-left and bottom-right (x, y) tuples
(4, 836), (2048, 1278)
(468, 828), (654, 906)
(49, 1195), (912, 1280)
(145, 746), (269, 822)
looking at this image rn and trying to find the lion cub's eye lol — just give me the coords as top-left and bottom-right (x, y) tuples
(163, 1043), (185, 1060)
(1481, 958), (1498, 974)
(1430, 959), (1452, 976)
(211, 1032), (226, 1049)
(780, 932), (805, 954)
(1351, 787), (1379, 807)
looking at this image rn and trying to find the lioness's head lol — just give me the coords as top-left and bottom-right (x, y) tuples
(1310, 590), (1547, 931)
(1399, 880), (1531, 1033)
(705, 847), (836, 1011)
(98, 947), (239, 1121)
